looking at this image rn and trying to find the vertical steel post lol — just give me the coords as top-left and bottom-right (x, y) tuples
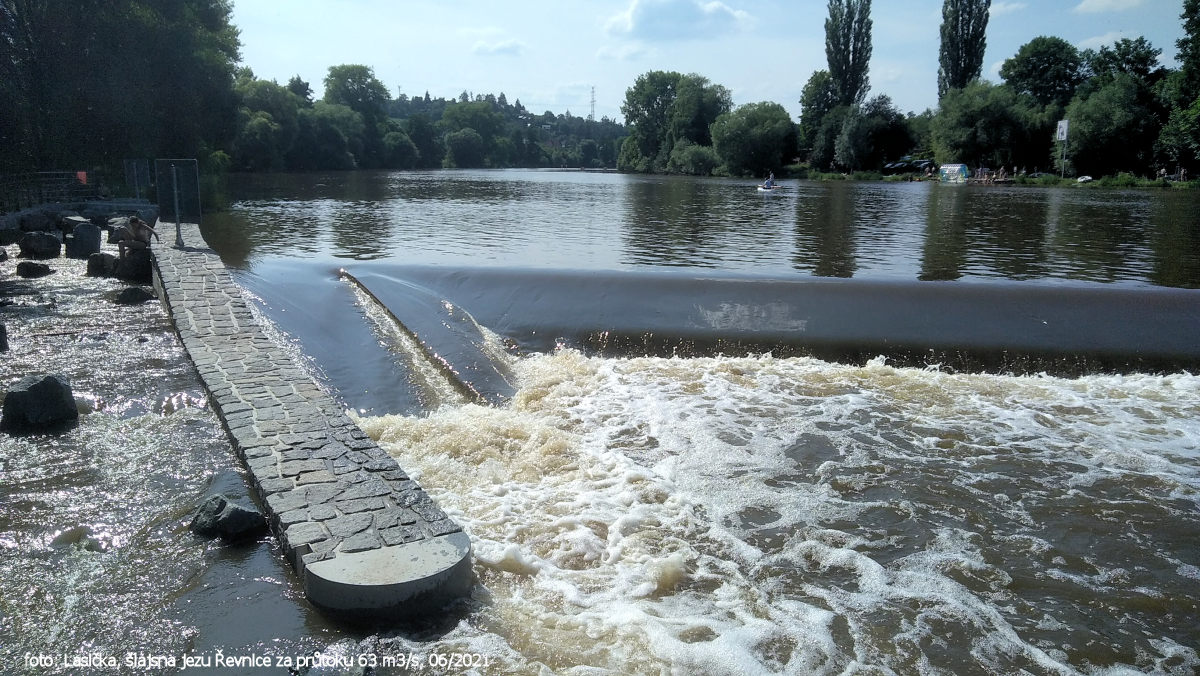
(172, 163), (183, 247)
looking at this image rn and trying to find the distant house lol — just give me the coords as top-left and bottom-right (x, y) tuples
(939, 164), (969, 184)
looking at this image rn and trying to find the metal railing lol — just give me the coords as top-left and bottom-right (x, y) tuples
(0, 171), (103, 214)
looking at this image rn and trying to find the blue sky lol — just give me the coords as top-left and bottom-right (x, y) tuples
(231, 0), (1187, 122)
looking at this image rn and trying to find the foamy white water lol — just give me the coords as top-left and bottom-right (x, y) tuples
(356, 351), (1200, 675)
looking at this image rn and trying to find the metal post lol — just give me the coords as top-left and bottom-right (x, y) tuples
(172, 163), (183, 247)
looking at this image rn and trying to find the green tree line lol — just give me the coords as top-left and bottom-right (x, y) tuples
(1, 0), (625, 176)
(623, 0), (1200, 180)
(232, 66), (627, 172)
(3, 0), (1197, 181)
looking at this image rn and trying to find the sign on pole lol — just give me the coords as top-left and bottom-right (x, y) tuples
(1056, 119), (1069, 141)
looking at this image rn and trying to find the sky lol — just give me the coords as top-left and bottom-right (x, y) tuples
(231, 0), (1188, 123)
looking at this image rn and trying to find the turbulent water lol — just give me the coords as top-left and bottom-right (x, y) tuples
(4, 172), (1200, 674)
(349, 346), (1200, 674)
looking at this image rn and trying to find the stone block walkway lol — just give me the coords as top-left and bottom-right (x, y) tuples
(153, 221), (472, 618)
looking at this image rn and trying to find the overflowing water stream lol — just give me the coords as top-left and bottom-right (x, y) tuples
(3, 171), (1198, 674)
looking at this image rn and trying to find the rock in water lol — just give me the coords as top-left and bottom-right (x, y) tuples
(16, 261), (52, 278)
(18, 232), (61, 259)
(86, 252), (117, 277)
(59, 215), (90, 234)
(65, 223), (102, 259)
(0, 323), (7, 352)
(114, 248), (153, 284)
(115, 287), (156, 305)
(190, 494), (268, 542)
(0, 374), (79, 433)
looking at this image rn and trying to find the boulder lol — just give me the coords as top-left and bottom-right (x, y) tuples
(0, 323), (7, 352)
(0, 248), (8, 262)
(65, 223), (102, 259)
(60, 215), (91, 234)
(189, 494), (268, 542)
(0, 374), (79, 433)
(115, 287), (156, 305)
(114, 248), (152, 284)
(106, 216), (131, 243)
(18, 210), (54, 232)
(18, 232), (61, 259)
(86, 252), (117, 277)
(0, 229), (20, 246)
(16, 261), (53, 278)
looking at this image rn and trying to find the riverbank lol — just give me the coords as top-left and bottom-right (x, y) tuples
(780, 165), (1200, 188)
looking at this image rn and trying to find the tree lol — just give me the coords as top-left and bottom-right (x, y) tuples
(405, 113), (443, 169)
(667, 74), (732, 148)
(287, 76), (314, 106)
(619, 70), (681, 171)
(938, 0), (991, 99)
(1000, 36), (1084, 108)
(323, 64), (391, 167)
(1084, 37), (1165, 88)
(825, 0), (873, 107)
(833, 95), (912, 171)
(1180, 0), (1200, 103)
(1063, 74), (1159, 176)
(0, 0), (240, 171)
(710, 102), (798, 175)
(444, 128), (485, 168)
(931, 80), (1042, 169)
(618, 70), (731, 172)
(666, 140), (720, 175)
(799, 70), (839, 154)
(809, 106), (851, 170)
(1156, 97), (1200, 171)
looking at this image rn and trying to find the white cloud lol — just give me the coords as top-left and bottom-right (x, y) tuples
(606, 0), (751, 41)
(1073, 0), (1146, 13)
(990, 2), (1027, 15)
(1077, 30), (1128, 50)
(472, 39), (526, 56)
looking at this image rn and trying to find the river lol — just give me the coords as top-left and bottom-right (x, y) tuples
(2, 169), (1199, 674)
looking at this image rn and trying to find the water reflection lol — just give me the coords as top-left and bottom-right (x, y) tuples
(621, 176), (729, 267)
(203, 170), (1200, 288)
(1150, 192), (1200, 287)
(793, 182), (857, 277)
(920, 185), (967, 281)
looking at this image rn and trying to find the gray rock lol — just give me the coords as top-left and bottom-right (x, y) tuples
(16, 261), (52, 278)
(0, 248), (8, 262)
(0, 323), (7, 352)
(0, 229), (19, 246)
(106, 217), (130, 243)
(114, 248), (152, 284)
(1, 374), (79, 433)
(115, 287), (156, 305)
(60, 215), (91, 234)
(18, 232), (61, 259)
(65, 223), (102, 259)
(86, 252), (117, 277)
(189, 493), (268, 542)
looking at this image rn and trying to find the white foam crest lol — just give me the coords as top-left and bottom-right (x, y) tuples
(358, 350), (1200, 673)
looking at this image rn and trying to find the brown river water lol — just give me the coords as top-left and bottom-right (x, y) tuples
(2, 170), (1198, 674)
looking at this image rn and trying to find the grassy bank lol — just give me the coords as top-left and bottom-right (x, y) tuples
(780, 165), (1197, 189)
